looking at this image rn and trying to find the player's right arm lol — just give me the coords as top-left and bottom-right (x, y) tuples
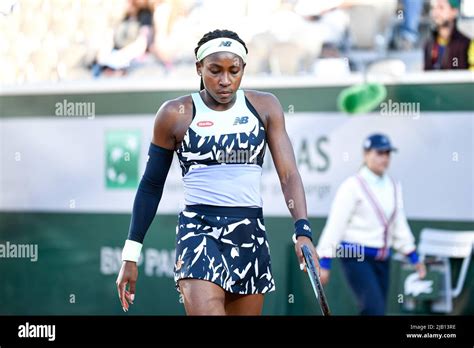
(116, 99), (182, 312)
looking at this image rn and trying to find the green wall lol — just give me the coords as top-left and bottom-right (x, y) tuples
(1, 83), (473, 117)
(0, 212), (472, 315)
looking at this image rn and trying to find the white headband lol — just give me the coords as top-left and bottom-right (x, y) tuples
(196, 38), (247, 63)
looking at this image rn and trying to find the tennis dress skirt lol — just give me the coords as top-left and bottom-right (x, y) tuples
(173, 205), (276, 294)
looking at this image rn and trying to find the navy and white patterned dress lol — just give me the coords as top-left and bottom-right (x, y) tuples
(173, 89), (275, 294)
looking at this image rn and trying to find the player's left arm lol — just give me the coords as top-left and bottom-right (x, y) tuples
(263, 92), (320, 273)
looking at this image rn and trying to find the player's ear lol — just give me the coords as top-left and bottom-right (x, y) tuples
(195, 61), (202, 77)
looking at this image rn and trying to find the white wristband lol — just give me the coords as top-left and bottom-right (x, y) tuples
(121, 239), (143, 262)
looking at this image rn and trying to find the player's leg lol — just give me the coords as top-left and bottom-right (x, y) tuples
(224, 293), (265, 315)
(178, 279), (226, 315)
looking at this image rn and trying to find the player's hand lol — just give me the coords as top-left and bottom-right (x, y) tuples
(116, 260), (138, 312)
(415, 262), (426, 279)
(295, 236), (320, 275)
(320, 269), (330, 285)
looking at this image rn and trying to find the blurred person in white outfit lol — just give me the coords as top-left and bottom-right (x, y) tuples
(317, 133), (426, 315)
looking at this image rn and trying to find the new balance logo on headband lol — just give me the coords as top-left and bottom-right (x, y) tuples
(233, 116), (249, 125)
(196, 38), (247, 63)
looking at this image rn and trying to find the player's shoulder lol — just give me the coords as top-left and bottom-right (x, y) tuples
(153, 94), (193, 135)
(243, 89), (282, 110)
(157, 94), (193, 117)
(243, 90), (283, 127)
(155, 94), (193, 121)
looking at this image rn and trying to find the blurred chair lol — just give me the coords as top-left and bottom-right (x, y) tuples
(50, 0), (70, 10)
(0, 55), (19, 85)
(269, 41), (306, 75)
(246, 32), (277, 75)
(346, 0), (398, 71)
(416, 228), (474, 313)
(348, 5), (380, 49)
(20, 12), (48, 40)
(28, 47), (59, 82)
(57, 44), (88, 80)
(50, 9), (79, 41)
(366, 58), (406, 76)
(312, 58), (351, 77)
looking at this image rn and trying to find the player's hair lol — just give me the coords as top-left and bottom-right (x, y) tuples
(194, 29), (248, 91)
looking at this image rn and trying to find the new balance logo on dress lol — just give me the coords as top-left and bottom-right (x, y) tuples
(233, 116), (249, 125)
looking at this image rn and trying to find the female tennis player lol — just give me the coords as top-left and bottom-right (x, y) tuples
(317, 134), (426, 315)
(116, 29), (320, 315)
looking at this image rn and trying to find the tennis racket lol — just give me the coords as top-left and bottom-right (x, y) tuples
(301, 244), (331, 316)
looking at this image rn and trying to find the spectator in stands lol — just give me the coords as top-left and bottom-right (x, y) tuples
(394, 0), (424, 50)
(424, 0), (470, 70)
(93, 0), (155, 77)
(294, 0), (350, 49)
(248, 0), (351, 75)
(151, 0), (199, 70)
(469, 40), (474, 71)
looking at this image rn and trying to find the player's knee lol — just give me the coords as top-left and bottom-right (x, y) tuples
(179, 279), (226, 315)
(184, 295), (225, 315)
